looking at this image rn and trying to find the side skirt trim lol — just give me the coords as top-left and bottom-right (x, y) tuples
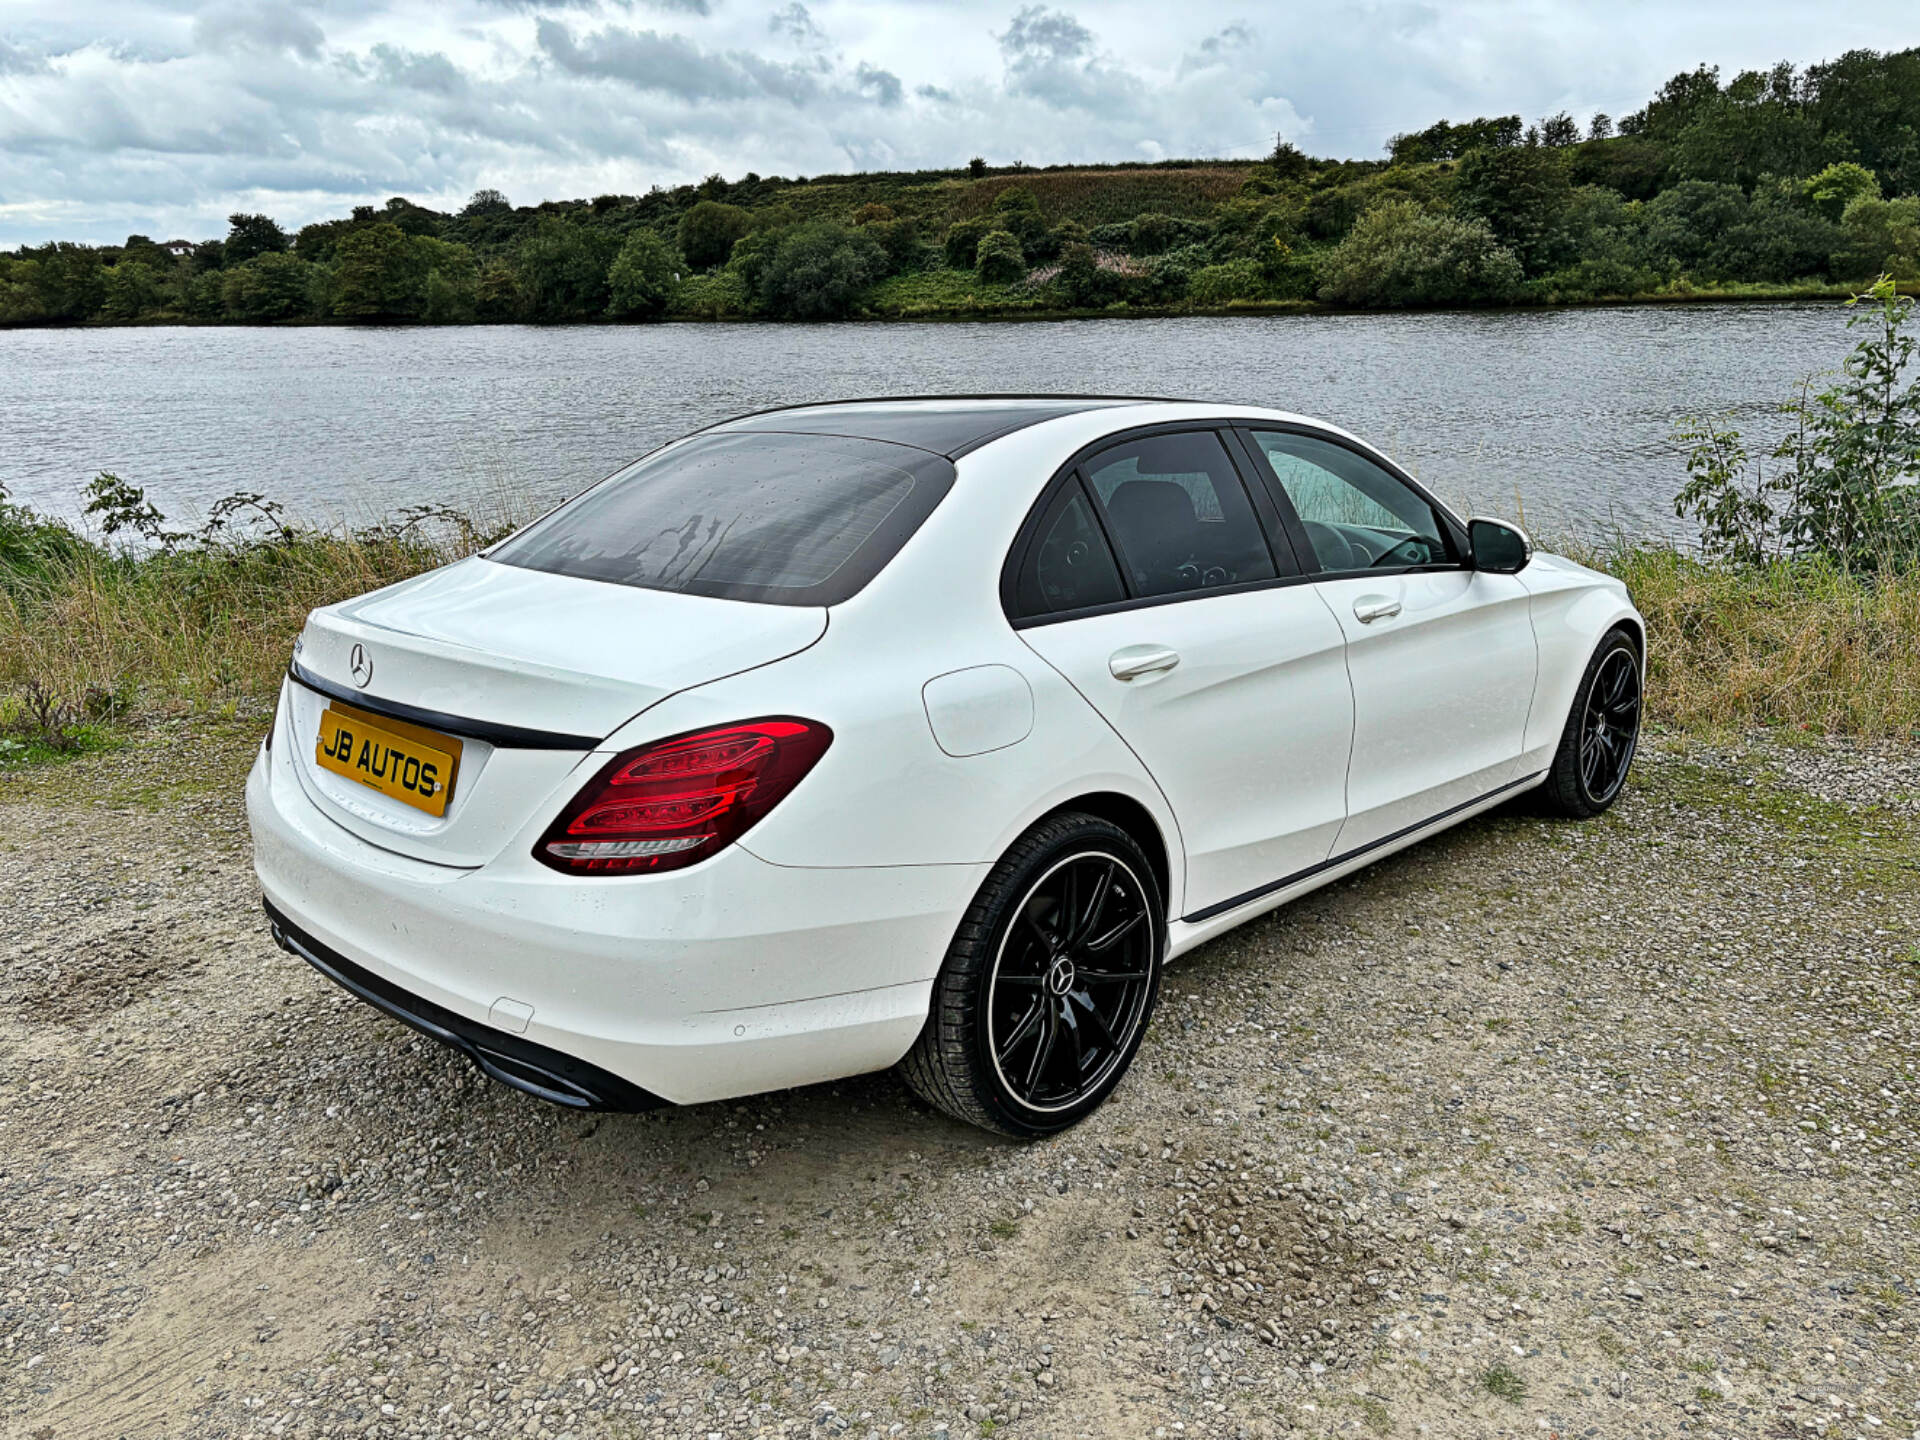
(1180, 771), (1545, 925)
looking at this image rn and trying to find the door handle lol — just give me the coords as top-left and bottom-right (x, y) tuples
(1108, 646), (1181, 681)
(1352, 596), (1402, 624)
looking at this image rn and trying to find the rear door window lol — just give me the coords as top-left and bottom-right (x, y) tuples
(490, 431), (956, 606)
(1082, 431), (1281, 599)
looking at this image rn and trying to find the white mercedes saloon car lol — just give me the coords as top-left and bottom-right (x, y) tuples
(249, 397), (1643, 1136)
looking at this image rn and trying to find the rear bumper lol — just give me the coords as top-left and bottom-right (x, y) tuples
(267, 899), (664, 1111)
(247, 743), (987, 1106)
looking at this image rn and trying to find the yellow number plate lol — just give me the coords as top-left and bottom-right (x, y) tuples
(315, 702), (462, 818)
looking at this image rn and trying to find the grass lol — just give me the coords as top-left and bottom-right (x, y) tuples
(0, 501), (515, 756)
(5, 483), (1920, 762)
(1595, 545), (1920, 739)
(1479, 1361), (1528, 1403)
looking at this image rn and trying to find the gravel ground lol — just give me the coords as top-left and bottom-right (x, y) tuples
(2, 723), (1916, 1440)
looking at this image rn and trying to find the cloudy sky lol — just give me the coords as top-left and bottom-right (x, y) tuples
(1, 1), (1913, 247)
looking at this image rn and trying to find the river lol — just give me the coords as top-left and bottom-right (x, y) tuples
(0, 303), (1852, 542)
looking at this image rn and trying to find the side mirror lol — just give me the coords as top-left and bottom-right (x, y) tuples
(1468, 517), (1532, 574)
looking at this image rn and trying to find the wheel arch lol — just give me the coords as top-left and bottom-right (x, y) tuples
(1035, 790), (1174, 920)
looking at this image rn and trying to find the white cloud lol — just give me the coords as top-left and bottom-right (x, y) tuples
(0, 0), (1914, 245)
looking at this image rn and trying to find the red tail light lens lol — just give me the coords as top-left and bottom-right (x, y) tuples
(535, 718), (833, 875)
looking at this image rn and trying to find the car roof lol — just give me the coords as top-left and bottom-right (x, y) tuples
(705, 396), (1177, 459)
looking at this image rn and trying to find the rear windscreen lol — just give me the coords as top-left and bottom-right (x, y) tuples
(489, 431), (957, 606)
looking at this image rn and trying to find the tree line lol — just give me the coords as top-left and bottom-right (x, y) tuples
(3, 46), (1918, 326)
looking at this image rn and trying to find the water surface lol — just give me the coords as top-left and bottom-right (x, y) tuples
(0, 304), (1851, 541)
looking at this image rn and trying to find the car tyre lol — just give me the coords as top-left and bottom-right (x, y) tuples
(900, 812), (1164, 1137)
(1538, 625), (1643, 819)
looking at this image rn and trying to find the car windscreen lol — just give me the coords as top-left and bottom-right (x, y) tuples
(488, 431), (957, 606)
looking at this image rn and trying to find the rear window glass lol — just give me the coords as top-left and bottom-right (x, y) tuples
(489, 431), (956, 606)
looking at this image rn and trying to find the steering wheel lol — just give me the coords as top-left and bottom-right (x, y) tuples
(1370, 536), (1434, 569)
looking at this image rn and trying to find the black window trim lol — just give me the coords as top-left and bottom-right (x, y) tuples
(1230, 421), (1471, 578)
(1000, 418), (1330, 630)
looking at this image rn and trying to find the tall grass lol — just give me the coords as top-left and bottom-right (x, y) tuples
(1597, 545), (1920, 739)
(4, 487), (1918, 751)
(0, 513), (496, 739)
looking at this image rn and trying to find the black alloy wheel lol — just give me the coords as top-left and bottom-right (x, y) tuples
(1540, 626), (1643, 819)
(1580, 646), (1641, 805)
(986, 851), (1156, 1114)
(900, 813), (1164, 1136)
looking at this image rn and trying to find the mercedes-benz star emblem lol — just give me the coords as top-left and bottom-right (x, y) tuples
(348, 643), (374, 689)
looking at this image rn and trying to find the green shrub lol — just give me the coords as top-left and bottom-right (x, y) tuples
(1053, 242), (1125, 308)
(607, 230), (681, 318)
(1711, 184), (1844, 283)
(757, 222), (885, 319)
(422, 264), (477, 324)
(475, 260), (524, 321)
(331, 223), (429, 318)
(1840, 196), (1920, 280)
(100, 262), (164, 321)
(677, 201), (753, 271)
(668, 268), (752, 319)
(222, 252), (315, 321)
(1188, 258), (1268, 306)
(943, 217), (993, 270)
(1644, 180), (1750, 274)
(1317, 200), (1524, 306)
(973, 229), (1027, 285)
(1125, 212), (1207, 256)
(864, 217), (927, 275)
(1803, 162), (1880, 222)
(1456, 144), (1574, 274)
(515, 217), (618, 322)
(1675, 278), (1920, 568)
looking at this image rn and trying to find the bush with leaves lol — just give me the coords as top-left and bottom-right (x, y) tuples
(1676, 277), (1920, 569)
(985, 187), (1049, 257)
(222, 252), (315, 321)
(1188, 258), (1267, 307)
(516, 217), (618, 322)
(331, 223), (430, 318)
(1643, 180), (1751, 275)
(677, 201), (754, 271)
(422, 265), (477, 324)
(1455, 144), (1574, 275)
(607, 230), (682, 318)
(101, 262), (165, 320)
(1317, 200), (1524, 306)
(864, 217), (927, 275)
(224, 212), (290, 265)
(1803, 162), (1880, 222)
(1052, 243), (1125, 309)
(1839, 196), (1920, 280)
(943, 217), (993, 270)
(1710, 181), (1844, 282)
(973, 229), (1026, 286)
(756, 222), (885, 320)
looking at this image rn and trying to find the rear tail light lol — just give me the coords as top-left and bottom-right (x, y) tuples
(535, 718), (833, 875)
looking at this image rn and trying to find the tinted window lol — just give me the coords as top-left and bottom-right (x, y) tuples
(490, 432), (955, 605)
(1016, 488), (1127, 616)
(1082, 431), (1279, 599)
(1249, 431), (1451, 574)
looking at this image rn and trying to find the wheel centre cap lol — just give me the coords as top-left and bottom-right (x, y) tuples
(1046, 955), (1077, 996)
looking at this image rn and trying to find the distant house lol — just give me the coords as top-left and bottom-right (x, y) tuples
(161, 240), (196, 257)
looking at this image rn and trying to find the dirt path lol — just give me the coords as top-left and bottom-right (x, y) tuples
(3, 726), (1916, 1440)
